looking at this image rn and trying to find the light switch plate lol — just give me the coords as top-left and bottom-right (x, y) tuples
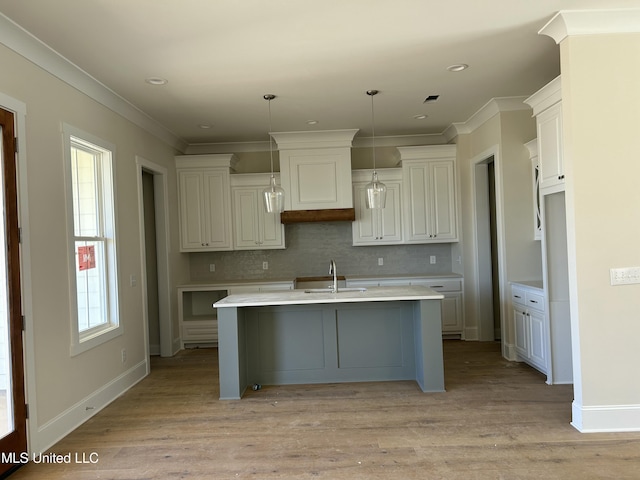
(610, 267), (640, 286)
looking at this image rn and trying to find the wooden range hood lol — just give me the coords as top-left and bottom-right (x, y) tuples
(280, 208), (355, 224)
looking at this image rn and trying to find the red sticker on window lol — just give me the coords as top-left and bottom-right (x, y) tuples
(78, 245), (96, 271)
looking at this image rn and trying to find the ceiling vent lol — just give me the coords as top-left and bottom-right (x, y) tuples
(423, 95), (440, 103)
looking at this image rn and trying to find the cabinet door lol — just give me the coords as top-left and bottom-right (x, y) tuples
(528, 309), (546, 370)
(441, 293), (462, 333)
(232, 188), (260, 249)
(537, 102), (564, 192)
(178, 171), (207, 250)
(352, 181), (403, 245)
(232, 187), (285, 250)
(203, 170), (233, 250)
(513, 306), (529, 358)
(429, 161), (457, 240)
(404, 160), (457, 242)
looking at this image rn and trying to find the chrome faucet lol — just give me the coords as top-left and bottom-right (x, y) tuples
(329, 259), (338, 293)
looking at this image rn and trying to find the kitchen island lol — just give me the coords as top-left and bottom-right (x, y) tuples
(213, 286), (445, 399)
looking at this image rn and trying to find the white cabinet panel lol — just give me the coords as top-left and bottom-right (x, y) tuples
(537, 102), (564, 193)
(352, 178), (403, 245)
(511, 283), (547, 375)
(231, 175), (285, 250)
(176, 155), (235, 252)
(398, 146), (458, 243)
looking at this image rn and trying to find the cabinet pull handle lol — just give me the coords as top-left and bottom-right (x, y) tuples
(431, 285), (444, 288)
(558, 174), (565, 180)
(529, 300), (538, 304)
(514, 295), (522, 299)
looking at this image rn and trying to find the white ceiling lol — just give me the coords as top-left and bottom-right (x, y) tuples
(1, 0), (639, 147)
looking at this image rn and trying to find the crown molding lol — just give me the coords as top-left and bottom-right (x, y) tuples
(443, 96), (530, 141)
(0, 13), (187, 152)
(540, 8), (640, 44)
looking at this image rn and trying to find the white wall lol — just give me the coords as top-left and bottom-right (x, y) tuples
(559, 31), (640, 431)
(0, 41), (187, 451)
(454, 108), (540, 346)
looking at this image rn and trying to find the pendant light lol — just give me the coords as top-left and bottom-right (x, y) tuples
(365, 89), (387, 209)
(262, 94), (285, 213)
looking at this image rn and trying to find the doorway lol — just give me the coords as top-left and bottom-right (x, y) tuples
(0, 107), (27, 476)
(474, 153), (503, 342)
(136, 157), (173, 359)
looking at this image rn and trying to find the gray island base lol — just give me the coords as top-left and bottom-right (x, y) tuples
(213, 286), (445, 400)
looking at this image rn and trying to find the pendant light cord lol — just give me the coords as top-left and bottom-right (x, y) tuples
(367, 89), (378, 172)
(265, 94), (276, 177)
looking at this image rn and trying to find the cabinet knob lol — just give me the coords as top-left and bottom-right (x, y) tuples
(558, 174), (565, 180)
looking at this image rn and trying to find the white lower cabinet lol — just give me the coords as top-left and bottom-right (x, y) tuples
(178, 282), (293, 346)
(511, 283), (547, 374)
(346, 276), (464, 336)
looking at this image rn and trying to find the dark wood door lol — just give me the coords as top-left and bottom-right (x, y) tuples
(0, 107), (27, 476)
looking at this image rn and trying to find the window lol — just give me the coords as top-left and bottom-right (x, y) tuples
(64, 125), (121, 355)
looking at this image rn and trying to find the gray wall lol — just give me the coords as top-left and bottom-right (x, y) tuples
(189, 222), (452, 282)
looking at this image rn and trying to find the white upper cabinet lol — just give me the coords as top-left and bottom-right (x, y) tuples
(176, 155), (236, 252)
(271, 130), (358, 210)
(398, 145), (458, 243)
(231, 174), (285, 250)
(351, 169), (403, 245)
(525, 76), (564, 195)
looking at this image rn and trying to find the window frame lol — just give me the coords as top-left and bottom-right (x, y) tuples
(63, 124), (121, 356)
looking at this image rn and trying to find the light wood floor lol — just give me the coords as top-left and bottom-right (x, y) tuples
(8, 341), (640, 479)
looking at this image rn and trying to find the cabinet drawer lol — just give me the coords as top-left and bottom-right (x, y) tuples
(511, 286), (526, 304)
(416, 279), (461, 292)
(525, 292), (544, 311)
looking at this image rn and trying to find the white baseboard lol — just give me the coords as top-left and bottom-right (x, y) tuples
(31, 359), (148, 453)
(502, 342), (518, 361)
(572, 401), (640, 432)
(464, 327), (478, 341)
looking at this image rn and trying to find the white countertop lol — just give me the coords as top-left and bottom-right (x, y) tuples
(214, 285), (444, 308)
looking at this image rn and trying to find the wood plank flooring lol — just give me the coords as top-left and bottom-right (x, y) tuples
(8, 341), (640, 479)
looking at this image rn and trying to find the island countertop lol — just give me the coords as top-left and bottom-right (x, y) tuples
(213, 285), (444, 308)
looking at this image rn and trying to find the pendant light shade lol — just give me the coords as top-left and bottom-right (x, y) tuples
(262, 94), (285, 213)
(365, 90), (386, 209)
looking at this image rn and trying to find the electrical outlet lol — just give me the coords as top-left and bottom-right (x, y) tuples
(610, 267), (640, 285)
(121, 349), (126, 364)
(430, 255), (436, 264)
(209, 263), (215, 272)
(262, 261), (269, 270)
(378, 257), (383, 266)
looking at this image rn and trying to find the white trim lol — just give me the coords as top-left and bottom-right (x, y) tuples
(540, 8), (640, 44)
(469, 146), (509, 346)
(30, 360), (147, 453)
(0, 13), (186, 152)
(135, 156), (175, 358)
(444, 97), (530, 142)
(524, 76), (562, 117)
(571, 401), (640, 433)
(0, 91), (37, 453)
(464, 326), (478, 341)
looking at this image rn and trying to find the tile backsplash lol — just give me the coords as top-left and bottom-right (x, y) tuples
(188, 222), (452, 282)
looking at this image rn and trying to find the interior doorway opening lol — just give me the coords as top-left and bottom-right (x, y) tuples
(136, 157), (173, 359)
(474, 155), (501, 341)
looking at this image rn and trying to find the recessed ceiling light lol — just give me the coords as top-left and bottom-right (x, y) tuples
(447, 64), (468, 72)
(414, 114), (428, 120)
(307, 120), (319, 125)
(198, 124), (212, 129)
(145, 77), (168, 85)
